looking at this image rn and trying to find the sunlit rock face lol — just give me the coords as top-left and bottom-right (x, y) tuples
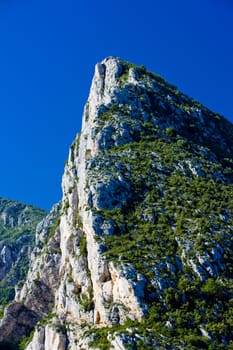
(1, 57), (233, 349)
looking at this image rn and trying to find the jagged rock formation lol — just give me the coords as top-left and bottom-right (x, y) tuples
(0, 198), (47, 306)
(1, 57), (233, 349)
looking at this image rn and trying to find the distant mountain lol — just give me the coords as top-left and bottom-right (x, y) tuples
(0, 197), (47, 306)
(0, 57), (233, 350)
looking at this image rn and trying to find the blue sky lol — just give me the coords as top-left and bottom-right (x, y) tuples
(0, 0), (232, 210)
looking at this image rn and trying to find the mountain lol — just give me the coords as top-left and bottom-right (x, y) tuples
(0, 198), (47, 308)
(0, 57), (233, 350)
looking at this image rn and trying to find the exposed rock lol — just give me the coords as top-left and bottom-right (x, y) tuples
(0, 198), (47, 305)
(1, 57), (233, 349)
(25, 327), (45, 350)
(0, 302), (39, 343)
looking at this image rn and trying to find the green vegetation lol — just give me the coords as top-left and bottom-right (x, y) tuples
(0, 199), (46, 243)
(2, 59), (233, 349)
(75, 285), (94, 312)
(85, 63), (233, 347)
(0, 199), (47, 306)
(67, 266), (74, 283)
(88, 327), (111, 350)
(80, 292), (94, 312)
(0, 286), (15, 305)
(19, 329), (35, 350)
(63, 199), (69, 214)
(44, 216), (60, 245)
(79, 233), (87, 256)
(117, 59), (178, 95)
(0, 303), (7, 319)
(92, 129), (233, 346)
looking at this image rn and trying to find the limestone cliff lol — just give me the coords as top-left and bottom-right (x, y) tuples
(1, 57), (233, 349)
(0, 198), (47, 307)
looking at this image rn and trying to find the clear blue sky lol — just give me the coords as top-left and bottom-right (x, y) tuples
(0, 0), (232, 210)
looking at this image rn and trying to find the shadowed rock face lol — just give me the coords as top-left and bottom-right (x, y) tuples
(1, 57), (233, 349)
(0, 303), (39, 343)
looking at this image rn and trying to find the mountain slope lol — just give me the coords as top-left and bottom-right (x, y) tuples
(0, 198), (47, 308)
(1, 57), (233, 350)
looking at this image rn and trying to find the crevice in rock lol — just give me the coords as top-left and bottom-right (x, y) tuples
(95, 311), (101, 324)
(99, 264), (111, 283)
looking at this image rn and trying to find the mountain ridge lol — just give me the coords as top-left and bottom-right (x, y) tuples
(0, 57), (233, 349)
(0, 196), (47, 310)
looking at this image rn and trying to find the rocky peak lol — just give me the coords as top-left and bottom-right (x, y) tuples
(1, 57), (233, 349)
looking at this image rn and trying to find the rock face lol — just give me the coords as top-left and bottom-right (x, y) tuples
(0, 198), (47, 306)
(1, 57), (233, 349)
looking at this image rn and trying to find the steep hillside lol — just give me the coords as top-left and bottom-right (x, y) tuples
(1, 57), (233, 350)
(0, 198), (47, 307)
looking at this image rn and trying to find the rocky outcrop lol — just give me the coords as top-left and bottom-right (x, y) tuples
(0, 302), (39, 343)
(1, 57), (233, 349)
(0, 203), (60, 344)
(0, 198), (46, 229)
(0, 198), (47, 305)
